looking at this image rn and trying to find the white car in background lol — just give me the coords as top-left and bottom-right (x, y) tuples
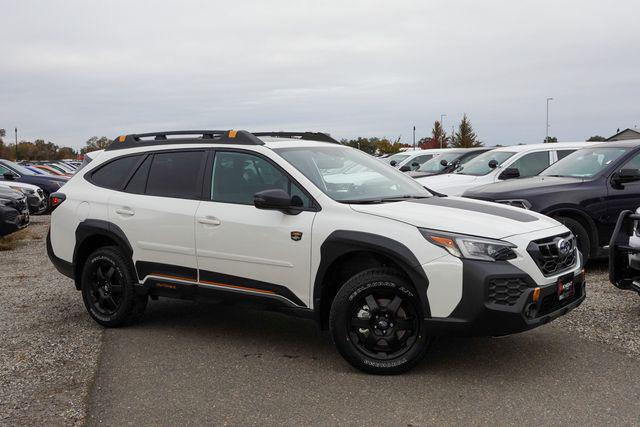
(415, 142), (590, 196)
(384, 149), (449, 172)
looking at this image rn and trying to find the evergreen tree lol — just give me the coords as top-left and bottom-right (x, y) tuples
(451, 114), (483, 147)
(431, 120), (448, 148)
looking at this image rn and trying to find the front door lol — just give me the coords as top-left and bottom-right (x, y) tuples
(194, 150), (316, 307)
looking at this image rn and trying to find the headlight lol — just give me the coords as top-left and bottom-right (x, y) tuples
(9, 186), (34, 195)
(495, 199), (531, 209)
(419, 229), (517, 262)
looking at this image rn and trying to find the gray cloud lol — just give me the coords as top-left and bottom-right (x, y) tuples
(1, 0), (639, 149)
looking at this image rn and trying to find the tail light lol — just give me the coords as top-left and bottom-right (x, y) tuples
(50, 192), (66, 209)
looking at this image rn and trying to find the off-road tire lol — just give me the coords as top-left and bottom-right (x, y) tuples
(329, 268), (430, 375)
(81, 246), (147, 327)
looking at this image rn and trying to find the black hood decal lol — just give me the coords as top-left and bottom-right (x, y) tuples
(409, 197), (538, 222)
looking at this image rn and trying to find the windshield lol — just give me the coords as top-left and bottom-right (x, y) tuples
(455, 151), (515, 176)
(275, 146), (431, 203)
(417, 152), (462, 172)
(2, 160), (35, 176)
(541, 147), (628, 178)
(384, 153), (409, 164)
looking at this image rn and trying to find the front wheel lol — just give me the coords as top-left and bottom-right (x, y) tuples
(329, 268), (431, 374)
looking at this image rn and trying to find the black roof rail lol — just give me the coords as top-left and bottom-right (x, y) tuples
(252, 131), (340, 144)
(105, 130), (264, 151)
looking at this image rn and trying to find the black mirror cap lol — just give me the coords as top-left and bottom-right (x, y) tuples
(389, 160), (397, 166)
(253, 189), (303, 215)
(440, 159), (449, 166)
(3, 172), (16, 180)
(499, 167), (520, 180)
(613, 168), (640, 186)
(488, 159), (499, 169)
(399, 165), (411, 172)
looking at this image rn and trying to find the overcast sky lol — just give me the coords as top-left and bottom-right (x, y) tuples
(1, 0), (639, 149)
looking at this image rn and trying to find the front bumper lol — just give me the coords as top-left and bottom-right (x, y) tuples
(0, 205), (29, 236)
(26, 194), (47, 214)
(608, 210), (640, 294)
(424, 259), (585, 336)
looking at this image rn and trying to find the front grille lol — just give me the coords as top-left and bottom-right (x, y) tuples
(527, 233), (577, 276)
(37, 188), (43, 197)
(488, 278), (529, 305)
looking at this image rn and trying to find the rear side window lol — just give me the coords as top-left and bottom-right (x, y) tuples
(145, 151), (205, 199)
(90, 155), (142, 190)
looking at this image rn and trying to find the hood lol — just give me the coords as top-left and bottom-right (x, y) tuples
(0, 187), (23, 199)
(0, 180), (41, 192)
(350, 196), (561, 239)
(463, 176), (583, 199)
(415, 173), (480, 187)
(407, 171), (438, 178)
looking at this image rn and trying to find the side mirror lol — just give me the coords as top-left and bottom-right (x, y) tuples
(488, 159), (498, 169)
(389, 160), (397, 166)
(2, 172), (16, 180)
(440, 159), (449, 166)
(399, 165), (411, 172)
(612, 169), (640, 187)
(254, 189), (299, 214)
(499, 168), (520, 180)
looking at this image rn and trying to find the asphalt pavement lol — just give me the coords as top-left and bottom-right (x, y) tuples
(86, 298), (640, 426)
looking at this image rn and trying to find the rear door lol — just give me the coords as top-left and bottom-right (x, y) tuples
(194, 149), (317, 307)
(107, 149), (206, 283)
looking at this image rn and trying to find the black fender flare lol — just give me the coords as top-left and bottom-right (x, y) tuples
(73, 219), (135, 284)
(313, 230), (430, 317)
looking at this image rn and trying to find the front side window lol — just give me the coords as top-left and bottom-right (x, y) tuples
(384, 153), (409, 165)
(275, 146), (431, 203)
(455, 151), (516, 176)
(90, 155), (142, 190)
(210, 151), (311, 207)
(145, 151), (205, 198)
(541, 147), (629, 178)
(507, 151), (551, 178)
(0, 164), (13, 176)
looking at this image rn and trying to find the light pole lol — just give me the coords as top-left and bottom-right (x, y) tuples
(546, 98), (554, 142)
(14, 127), (18, 161)
(440, 114), (447, 148)
(412, 126), (416, 150)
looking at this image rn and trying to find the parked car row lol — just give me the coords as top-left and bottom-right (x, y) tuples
(0, 158), (78, 237)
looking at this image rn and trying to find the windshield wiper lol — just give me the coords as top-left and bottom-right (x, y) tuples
(340, 195), (430, 204)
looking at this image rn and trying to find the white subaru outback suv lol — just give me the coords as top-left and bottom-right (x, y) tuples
(47, 130), (585, 374)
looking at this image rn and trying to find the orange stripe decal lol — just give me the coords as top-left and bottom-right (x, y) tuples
(150, 273), (195, 282)
(199, 279), (275, 295)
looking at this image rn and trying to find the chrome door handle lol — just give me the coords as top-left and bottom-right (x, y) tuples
(115, 207), (135, 216)
(198, 216), (221, 226)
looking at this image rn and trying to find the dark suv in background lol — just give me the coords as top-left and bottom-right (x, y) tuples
(0, 187), (29, 236)
(0, 159), (68, 211)
(463, 140), (640, 259)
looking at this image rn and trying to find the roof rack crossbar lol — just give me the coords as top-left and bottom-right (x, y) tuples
(252, 131), (340, 144)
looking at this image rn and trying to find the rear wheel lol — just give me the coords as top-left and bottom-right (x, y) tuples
(556, 216), (591, 260)
(330, 268), (430, 374)
(80, 246), (147, 327)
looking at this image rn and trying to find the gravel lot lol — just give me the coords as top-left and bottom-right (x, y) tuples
(0, 216), (102, 426)
(0, 216), (639, 424)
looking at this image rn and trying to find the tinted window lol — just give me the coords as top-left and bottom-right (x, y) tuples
(211, 151), (311, 207)
(146, 151), (205, 199)
(542, 147), (628, 178)
(91, 155), (142, 190)
(508, 151), (551, 178)
(124, 155), (152, 194)
(557, 150), (575, 160)
(409, 154), (433, 169)
(622, 153), (640, 170)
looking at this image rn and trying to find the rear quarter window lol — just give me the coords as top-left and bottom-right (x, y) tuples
(89, 155), (143, 190)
